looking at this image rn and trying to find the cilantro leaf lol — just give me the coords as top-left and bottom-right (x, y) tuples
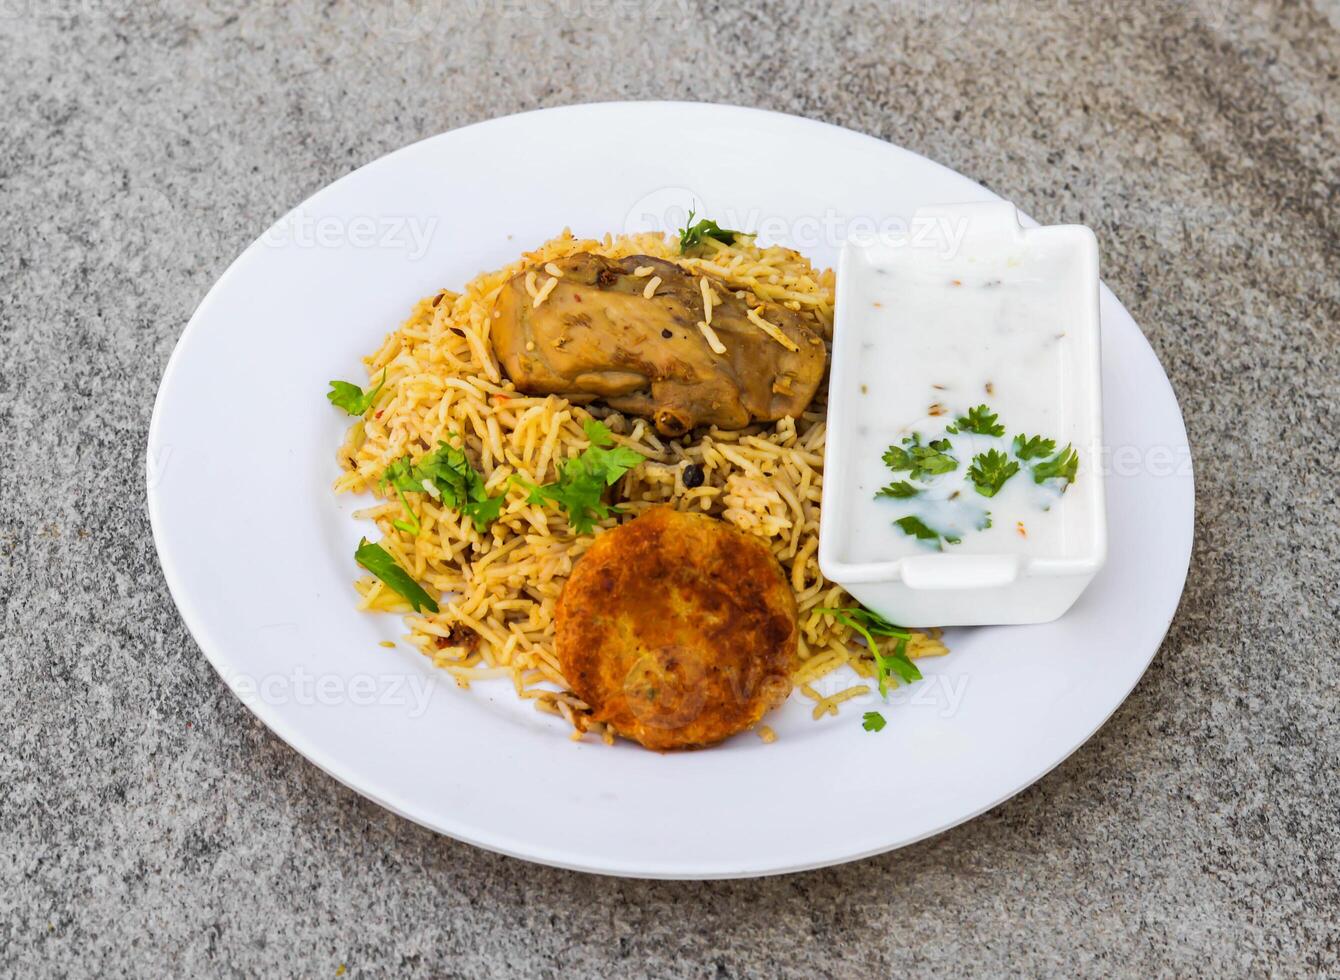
(524, 422), (645, 534)
(955, 404), (1005, 437)
(875, 480), (920, 499)
(460, 494), (505, 530)
(327, 369), (386, 416)
(678, 209), (742, 253)
(894, 515), (959, 545)
(381, 455), (421, 495)
(1012, 433), (1057, 461)
(354, 538), (438, 613)
(968, 449), (1020, 498)
(578, 420), (644, 478)
(882, 433), (958, 481)
(895, 515), (940, 540)
(862, 711), (887, 732)
(416, 441), (489, 508)
(815, 604), (922, 698)
(391, 488), (421, 536)
(380, 437), (504, 533)
(583, 418), (616, 447)
(877, 641), (923, 686)
(1032, 444), (1080, 486)
(815, 604), (909, 641)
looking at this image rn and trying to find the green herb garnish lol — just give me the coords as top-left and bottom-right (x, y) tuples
(523, 420), (644, 534)
(391, 488), (421, 536)
(875, 480), (920, 499)
(954, 404), (1005, 437)
(678, 209), (742, 253)
(460, 493), (505, 531)
(894, 514), (960, 546)
(968, 449), (1020, 498)
(882, 433), (958, 481)
(381, 436), (504, 533)
(876, 645), (923, 686)
(327, 369), (386, 416)
(354, 538), (439, 613)
(1032, 444), (1080, 486)
(1012, 433), (1057, 461)
(862, 711), (887, 732)
(816, 604), (923, 698)
(381, 455), (418, 494)
(582, 419), (617, 445)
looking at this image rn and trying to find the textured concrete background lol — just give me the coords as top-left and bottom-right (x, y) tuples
(2, 0), (1338, 976)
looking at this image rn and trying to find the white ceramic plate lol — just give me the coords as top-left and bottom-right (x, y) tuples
(148, 102), (1194, 878)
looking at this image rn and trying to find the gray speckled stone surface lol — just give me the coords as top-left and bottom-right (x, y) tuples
(2, 0), (1338, 976)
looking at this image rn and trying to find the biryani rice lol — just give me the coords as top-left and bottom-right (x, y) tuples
(334, 229), (947, 743)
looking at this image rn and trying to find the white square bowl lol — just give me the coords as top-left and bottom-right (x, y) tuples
(818, 202), (1107, 626)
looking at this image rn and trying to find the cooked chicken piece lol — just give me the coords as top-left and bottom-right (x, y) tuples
(491, 253), (827, 437)
(555, 507), (797, 750)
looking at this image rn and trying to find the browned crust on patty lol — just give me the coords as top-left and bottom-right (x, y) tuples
(555, 507), (797, 750)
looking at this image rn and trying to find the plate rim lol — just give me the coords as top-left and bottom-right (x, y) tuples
(147, 100), (1195, 878)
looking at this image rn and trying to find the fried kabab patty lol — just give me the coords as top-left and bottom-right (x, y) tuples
(555, 507), (797, 750)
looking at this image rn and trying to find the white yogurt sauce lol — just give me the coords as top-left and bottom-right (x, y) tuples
(838, 245), (1090, 563)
